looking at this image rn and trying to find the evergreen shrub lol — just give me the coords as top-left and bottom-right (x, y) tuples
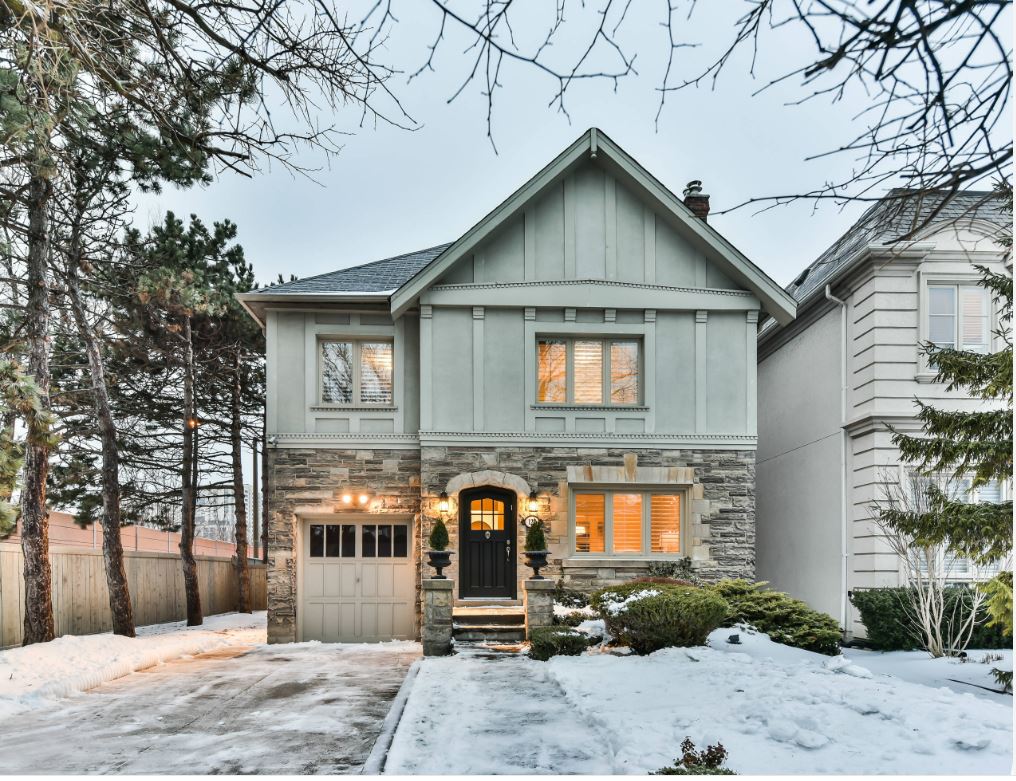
(528, 626), (589, 661)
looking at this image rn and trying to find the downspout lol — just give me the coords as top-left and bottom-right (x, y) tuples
(825, 284), (849, 632)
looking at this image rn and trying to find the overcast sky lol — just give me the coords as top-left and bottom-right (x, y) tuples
(136, 3), (894, 288)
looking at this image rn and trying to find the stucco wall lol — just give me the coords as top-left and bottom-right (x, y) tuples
(756, 305), (844, 620)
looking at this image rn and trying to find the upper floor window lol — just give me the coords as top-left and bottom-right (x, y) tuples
(537, 337), (640, 406)
(928, 284), (989, 353)
(320, 339), (393, 405)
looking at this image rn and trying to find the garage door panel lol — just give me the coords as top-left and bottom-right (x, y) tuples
(301, 519), (415, 643)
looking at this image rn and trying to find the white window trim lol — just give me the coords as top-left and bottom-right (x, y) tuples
(535, 335), (644, 407)
(916, 271), (996, 381)
(317, 337), (395, 407)
(569, 487), (688, 558)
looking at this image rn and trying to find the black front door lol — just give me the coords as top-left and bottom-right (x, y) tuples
(459, 487), (517, 599)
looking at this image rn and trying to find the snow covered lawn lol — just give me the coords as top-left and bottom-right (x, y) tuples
(386, 628), (1012, 775)
(0, 612), (421, 774)
(0, 611), (266, 718)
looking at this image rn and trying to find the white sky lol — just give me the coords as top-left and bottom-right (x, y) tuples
(135, 3), (927, 288)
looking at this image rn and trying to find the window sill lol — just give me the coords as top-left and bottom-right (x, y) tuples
(562, 556), (685, 566)
(913, 373), (939, 384)
(531, 405), (648, 412)
(311, 405), (398, 412)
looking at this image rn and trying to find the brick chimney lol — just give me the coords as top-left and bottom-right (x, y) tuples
(683, 180), (710, 221)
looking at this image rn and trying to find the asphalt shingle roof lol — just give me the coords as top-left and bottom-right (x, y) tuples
(786, 189), (1008, 306)
(257, 243), (453, 295)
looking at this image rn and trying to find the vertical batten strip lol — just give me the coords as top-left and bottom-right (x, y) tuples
(644, 309), (657, 433)
(695, 310), (708, 432)
(420, 305), (433, 430)
(643, 209), (656, 283)
(605, 174), (617, 280)
(524, 207), (536, 281)
(564, 175), (576, 279)
(746, 310), (759, 434)
(472, 307), (485, 430)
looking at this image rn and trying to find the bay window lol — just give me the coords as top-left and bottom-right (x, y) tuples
(537, 337), (641, 405)
(573, 490), (683, 556)
(320, 339), (394, 405)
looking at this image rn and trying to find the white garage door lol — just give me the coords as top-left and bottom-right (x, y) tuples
(301, 519), (415, 643)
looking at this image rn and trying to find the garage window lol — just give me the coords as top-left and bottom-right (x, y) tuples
(362, 524), (409, 558)
(309, 523), (356, 558)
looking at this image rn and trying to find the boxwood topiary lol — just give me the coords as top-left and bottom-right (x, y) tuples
(529, 626), (589, 661)
(709, 579), (841, 656)
(849, 586), (1011, 651)
(525, 519), (547, 551)
(592, 582), (729, 654)
(428, 518), (449, 551)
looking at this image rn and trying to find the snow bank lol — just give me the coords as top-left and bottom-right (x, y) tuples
(0, 611), (266, 718)
(544, 626), (1012, 774)
(844, 646), (1014, 700)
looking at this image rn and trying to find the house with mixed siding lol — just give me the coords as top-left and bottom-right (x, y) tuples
(238, 129), (796, 644)
(755, 191), (1012, 637)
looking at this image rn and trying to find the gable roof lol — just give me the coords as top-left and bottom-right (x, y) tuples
(389, 128), (796, 324)
(239, 128), (798, 326)
(787, 189), (1008, 306)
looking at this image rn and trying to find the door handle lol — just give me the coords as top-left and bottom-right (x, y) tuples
(506, 543), (511, 561)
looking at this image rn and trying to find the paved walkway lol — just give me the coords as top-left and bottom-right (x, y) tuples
(0, 642), (419, 774)
(384, 649), (617, 774)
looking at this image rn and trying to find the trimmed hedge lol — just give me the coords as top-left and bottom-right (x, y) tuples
(709, 580), (841, 656)
(529, 626), (589, 661)
(850, 587), (1012, 651)
(592, 582), (729, 655)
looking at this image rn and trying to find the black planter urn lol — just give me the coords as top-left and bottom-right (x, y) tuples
(426, 549), (453, 579)
(524, 550), (549, 579)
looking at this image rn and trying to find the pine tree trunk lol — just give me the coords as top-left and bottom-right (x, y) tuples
(251, 437), (260, 560)
(230, 350), (251, 613)
(20, 170), (55, 646)
(179, 316), (202, 626)
(65, 260), (135, 637)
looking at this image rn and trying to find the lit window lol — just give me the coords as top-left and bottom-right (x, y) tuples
(537, 337), (641, 406)
(928, 284), (989, 353)
(573, 490), (683, 555)
(470, 498), (505, 531)
(321, 340), (393, 404)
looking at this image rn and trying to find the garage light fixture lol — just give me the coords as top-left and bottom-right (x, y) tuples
(358, 493), (370, 506)
(341, 493), (353, 504)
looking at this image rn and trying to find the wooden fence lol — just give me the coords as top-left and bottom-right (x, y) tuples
(0, 544), (266, 648)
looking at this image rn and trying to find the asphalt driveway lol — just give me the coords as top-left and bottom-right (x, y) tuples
(0, 640), (420, 774)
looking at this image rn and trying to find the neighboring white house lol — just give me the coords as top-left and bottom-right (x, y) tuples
(239, 128), (798, 644)
(755, 190), (1012, 636)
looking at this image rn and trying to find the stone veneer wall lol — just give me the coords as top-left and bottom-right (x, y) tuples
(265, 447), (421, 644)
(421, 446), (756, 596)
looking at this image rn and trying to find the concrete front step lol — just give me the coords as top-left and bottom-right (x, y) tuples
(453, 625), (526, 643)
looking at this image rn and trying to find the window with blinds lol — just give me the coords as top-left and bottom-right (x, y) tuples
(321, 340), (393, 405)
(928, 284), (989, 353)
(536, 337), (641, 406)
(573, 490), (683, 556)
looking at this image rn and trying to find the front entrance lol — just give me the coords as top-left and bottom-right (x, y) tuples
(458, 486), (517, 599)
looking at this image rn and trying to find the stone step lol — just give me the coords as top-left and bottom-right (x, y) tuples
(453, 625), (526, 643)
(452, 609), (525, 627)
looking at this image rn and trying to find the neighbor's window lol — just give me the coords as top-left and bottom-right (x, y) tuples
(537, 338), (640, 405)
(573, 490), (683, 555)
(321, 340), (393, 404)
(927, 284), (989, 353)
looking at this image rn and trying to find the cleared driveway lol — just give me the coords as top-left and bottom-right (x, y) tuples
(0, 640), (419, 774)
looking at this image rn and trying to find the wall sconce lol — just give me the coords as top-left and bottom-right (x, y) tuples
(358, 493), (370, 506)
(437, 491), (450, 515)
(341, 493), (353, 505)
(185, 417), (200, 430)
(526, 490), (540, 514)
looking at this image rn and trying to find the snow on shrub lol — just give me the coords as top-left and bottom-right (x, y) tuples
(709, 579), (841, 656)
(591, 582), (729, 655)
(528, 626), (589, 661)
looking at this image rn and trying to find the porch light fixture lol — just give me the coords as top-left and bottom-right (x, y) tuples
(185, 417), (200, 430)
(341, 493), (353, 505)
(526, 490), (540, 514)
(437, 491), (450, 514)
